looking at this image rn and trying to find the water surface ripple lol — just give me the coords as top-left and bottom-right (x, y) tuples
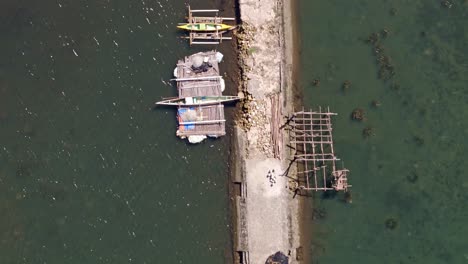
(299, 1), (468, 263)
(0, 0), (232, 263)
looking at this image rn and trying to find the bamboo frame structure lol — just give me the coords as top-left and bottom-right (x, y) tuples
(289, 107), (351, 191)
(179, 5), (235, 45)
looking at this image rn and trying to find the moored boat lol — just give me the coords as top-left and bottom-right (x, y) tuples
(177, 23), (234, 32)
(156, 96), (240, 106)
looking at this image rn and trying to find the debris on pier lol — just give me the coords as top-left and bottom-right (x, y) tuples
(265, 251), (289, 264)
(288, 107), (351, 192)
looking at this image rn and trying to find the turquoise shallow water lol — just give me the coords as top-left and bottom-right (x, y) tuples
(0, 0), (236, 263)
(298, 0), (468, 263)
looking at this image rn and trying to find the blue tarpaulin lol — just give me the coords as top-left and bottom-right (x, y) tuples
(178, 108), (195, 130)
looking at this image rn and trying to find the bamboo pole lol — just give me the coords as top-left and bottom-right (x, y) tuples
(192, 41), (221, 45)
(178, 131), (226, 136)
(190, 9), (219, 12)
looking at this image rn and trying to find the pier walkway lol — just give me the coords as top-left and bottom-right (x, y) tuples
(233, 0), (302, 263)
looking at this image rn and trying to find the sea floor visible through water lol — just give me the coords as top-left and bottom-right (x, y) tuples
(0, 0), (239, 263)
(298, 0), (468, 263)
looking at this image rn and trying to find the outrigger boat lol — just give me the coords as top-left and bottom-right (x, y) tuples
(177, 23), (234, 32)
(156, 96), (240, 106)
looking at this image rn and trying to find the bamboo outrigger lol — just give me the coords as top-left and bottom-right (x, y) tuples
(177, 23), (234, 32)
(156, 96), (240, 106)
(178, 5), (236, 45)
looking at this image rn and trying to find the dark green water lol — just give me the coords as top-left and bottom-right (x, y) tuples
(298, 0), (468, 263)
(0, 0), (236, 263)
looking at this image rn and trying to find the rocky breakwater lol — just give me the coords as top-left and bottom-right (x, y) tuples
(236, 22), (277, 157)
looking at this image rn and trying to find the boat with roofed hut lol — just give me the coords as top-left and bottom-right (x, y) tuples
(156, 50), (241, 143)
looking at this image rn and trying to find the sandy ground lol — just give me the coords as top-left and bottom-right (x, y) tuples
(244, 158), (299, 263)
(234, 0), (302, 263)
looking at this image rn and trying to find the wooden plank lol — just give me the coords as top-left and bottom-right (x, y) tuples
(179, 83), (220, 89)
(179, 120), (226, 125)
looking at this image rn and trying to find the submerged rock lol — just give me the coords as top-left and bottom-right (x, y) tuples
(312, 207), (327, 220)
(362, 127), (375, 138)
(385, 218), (398, 230)
(371, 100), (382, 108)
(351, 108), (366, 121)
(407, 172), (419, 183)
(342, 80), (351, 91)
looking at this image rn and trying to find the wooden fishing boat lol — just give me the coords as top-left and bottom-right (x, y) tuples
(177, 23), (233, 32)
(156, 96), (240, 106)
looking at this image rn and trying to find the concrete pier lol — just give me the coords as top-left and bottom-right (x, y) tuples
(232, 0), (301, 263)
